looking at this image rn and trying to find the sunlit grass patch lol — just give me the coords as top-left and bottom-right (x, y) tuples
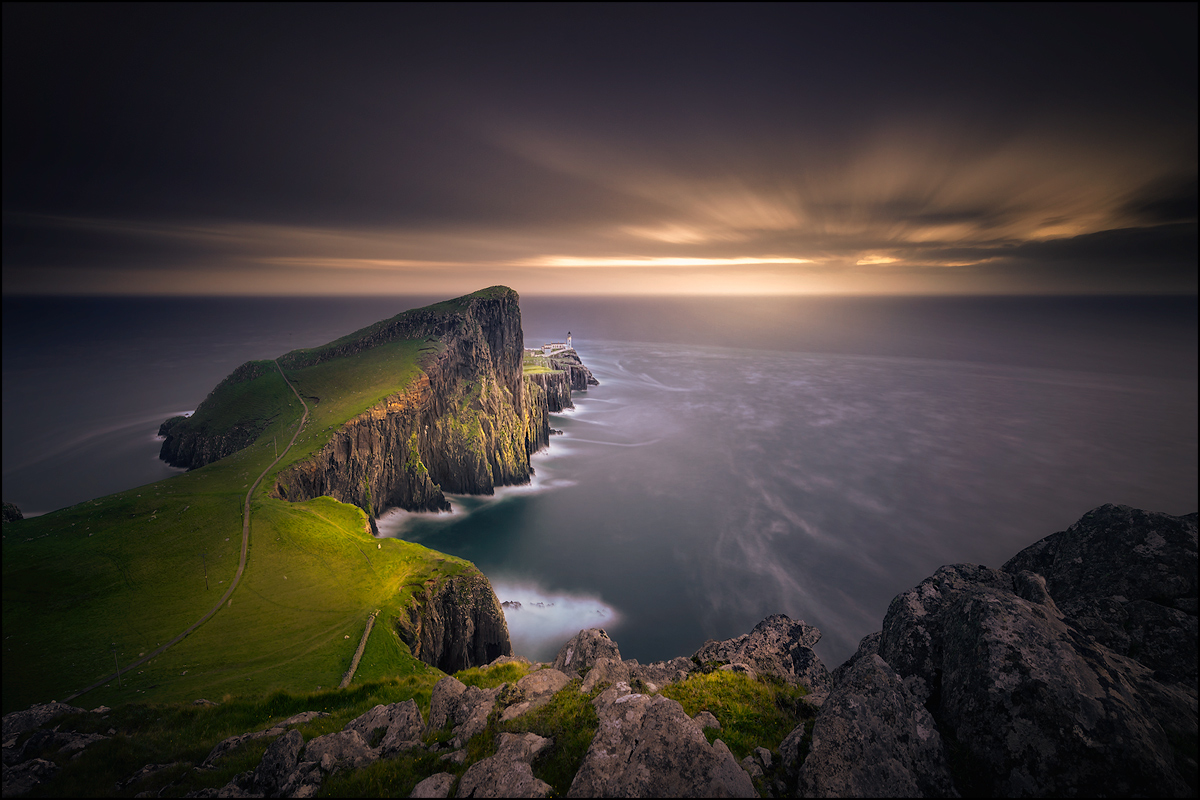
(499, 679), (601, 796)
(659, 671), (814, 761)
(454, 661), (531, 689)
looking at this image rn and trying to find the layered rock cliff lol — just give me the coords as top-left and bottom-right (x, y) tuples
(394, 572), (512, 673)
(522, 348), (599, 414)
(272, 288), (563, 513)
(159, 287), (593, 517)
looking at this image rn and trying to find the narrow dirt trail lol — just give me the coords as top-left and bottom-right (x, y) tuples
(66, 361), (309, 702)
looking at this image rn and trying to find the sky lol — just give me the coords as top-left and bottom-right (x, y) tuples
(3, 4), (1196, 297)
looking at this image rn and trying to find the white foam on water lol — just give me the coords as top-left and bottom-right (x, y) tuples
(492, 581), (620, 662)
(374, 505), (463, 538)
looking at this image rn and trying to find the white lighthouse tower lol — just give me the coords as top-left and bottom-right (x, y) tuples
(567, 331), (572, 350)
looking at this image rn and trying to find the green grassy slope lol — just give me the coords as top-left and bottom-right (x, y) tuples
(3, 314), (467, 714)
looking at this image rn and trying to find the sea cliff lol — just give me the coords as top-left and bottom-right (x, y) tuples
(159, 287), (596, 518)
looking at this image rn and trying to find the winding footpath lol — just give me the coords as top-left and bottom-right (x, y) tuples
(66, 361), (309, 702)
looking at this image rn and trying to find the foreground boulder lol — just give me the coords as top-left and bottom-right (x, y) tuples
(554, 629), (621, 676)
(499, 668), (572, 722)
(871, 505), (1198, 797)
(694, 614), (829, 691)
(1001, 504), (1198, 683)
(457, 732), (554, 798)
(345, 700), (424, 754)
(797, 654), (956, 798)
(567, 682), (756, 798)
(427, 676), (502, 747)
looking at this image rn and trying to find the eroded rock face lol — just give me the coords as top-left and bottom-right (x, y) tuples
(554, 629), (621, 676)
(567, 684), (757, 798)
(410, 772), (455, 798)
(1001, 503), (1198, 683)
(456, 732), (554, 798)
(1, 702), (87, 738)
(878, 558), (1196, 796)
(797, 655), (956, 798)
(304, 729), (377, 774)
(344, 700), (424, 754)
(426, 676), (502, 748)
(396, 572), (512, 672)
(499, 668), (572, 723)
(694, 614), (829, 690)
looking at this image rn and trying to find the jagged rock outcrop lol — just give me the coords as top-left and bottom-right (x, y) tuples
(1, 703), (107, 797)
(2, 702), (86, 738)
(554, 629), (621, 675)
(567, 681), (757, 798)
(1000, 503), (1198, 683)
(548, 349), (600, 391)
(200, 711), (330, 768)
(797, 654), (957, 798)
(344, 700), (424, 755)
(426, 676), (503, 748)
(694, 614), (830, 691)
(498, 668), (572, 722)
(396, 573), (512, 672)
(457, 732), (554, 798)
(780, 504), (1198, 797)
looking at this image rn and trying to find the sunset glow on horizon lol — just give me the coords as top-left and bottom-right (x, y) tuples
(3, 5), (1195, 297)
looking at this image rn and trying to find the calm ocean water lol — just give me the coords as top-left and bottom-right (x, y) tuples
(4, 295), (1197, 667)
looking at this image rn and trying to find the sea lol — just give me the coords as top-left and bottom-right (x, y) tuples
(3, 295), (1197, 668)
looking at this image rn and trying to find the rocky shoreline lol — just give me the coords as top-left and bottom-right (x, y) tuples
(5, 503), (1194, 797)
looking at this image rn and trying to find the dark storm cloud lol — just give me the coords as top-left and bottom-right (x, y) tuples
(3, 4), (1196, 294)
(1121, 177), (1199, 225)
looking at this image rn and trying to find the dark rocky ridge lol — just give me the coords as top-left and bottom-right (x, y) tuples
(799, 503), (1198, 798)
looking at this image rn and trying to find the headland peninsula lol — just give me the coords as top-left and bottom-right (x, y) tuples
(2, 288), (1195, 797)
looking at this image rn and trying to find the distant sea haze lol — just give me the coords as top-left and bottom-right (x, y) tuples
(3, 295), (1196, 667)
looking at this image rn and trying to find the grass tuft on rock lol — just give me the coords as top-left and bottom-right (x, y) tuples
(454, 661), (531, 689)
(499, 679), (601, 796)
(659, 671), (814, 761)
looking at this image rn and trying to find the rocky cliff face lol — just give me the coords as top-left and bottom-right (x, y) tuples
(158, 360), (280, 468)
(793, 504), (1198, 798)
(547, 349), (599, 392)
(394, 572), (512, 673)
(224, 288), (586, 519)
(272, 290), (566, 513)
